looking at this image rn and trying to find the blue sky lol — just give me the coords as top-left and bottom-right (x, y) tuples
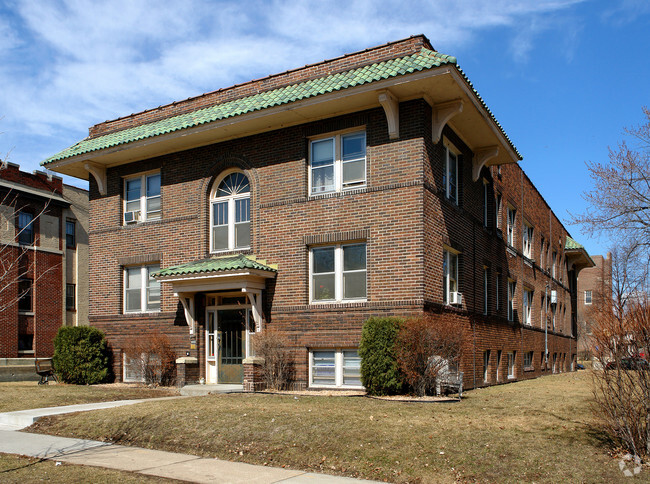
(1, 0), (649, 257)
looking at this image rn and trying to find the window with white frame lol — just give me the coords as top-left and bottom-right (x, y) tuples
(524, 351), (533, 369)
(311, 243), (366, 303)
(507, 205), (516, 247)
(483, 179), (489, 227)
(522, 221), (533, 259)
(310, 349), (362, 388)
(523, 288), (533, 326)
(483, 267), (489, 315)
(540, 236), (545, 268)
(495, 272), (501, 312)
(552, 251), (557, 278)
(496, 350), (502, 381)
(124, 172), (161, 224)
(507, 279), (516, 321)
(310, 131), (366, 194)
(507, 351), (516, 378)
(211, 171), (251, 252)
(541, 295), (547, 329)
(585, 290), (592, 305)
(443, 140), (459, 204)
(483, 350), (490, 382)
(443, 249), (459, 304)
(124, 264), (161, 313)
(495, 192), (502, 230)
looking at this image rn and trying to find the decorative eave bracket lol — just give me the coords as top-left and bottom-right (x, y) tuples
(472, 146), (499, 182)
(242, 288), (264, 332)
(431, 100), (464, 144)
(85, 162), (107, 196)
(176, 292), (196, 335)
(378, 90), (399, 139)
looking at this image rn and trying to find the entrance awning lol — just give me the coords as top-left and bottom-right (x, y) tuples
(152, 254), (277, 333)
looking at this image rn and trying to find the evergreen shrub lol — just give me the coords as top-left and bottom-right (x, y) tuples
(359, 316), (403, 395)
(53, 326), (110, 384)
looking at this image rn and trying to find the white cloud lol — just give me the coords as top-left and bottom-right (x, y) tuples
(0, 0), (587, 173)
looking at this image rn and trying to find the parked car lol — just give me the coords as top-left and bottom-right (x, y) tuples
(605, 357), (649, 370)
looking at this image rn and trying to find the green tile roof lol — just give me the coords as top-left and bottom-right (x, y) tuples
(42, 48), (520, 165)
(153, 254), (277, 278)
(565, 236), (595, 266)
(565, 236), (585, 250)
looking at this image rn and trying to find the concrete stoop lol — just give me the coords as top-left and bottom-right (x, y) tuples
(180, 384), (244, 396)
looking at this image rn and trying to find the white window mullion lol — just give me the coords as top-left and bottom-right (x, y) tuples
(140, 267), (147, 312)
(335, 351), (343, 387)
(228, 198), (235, 249)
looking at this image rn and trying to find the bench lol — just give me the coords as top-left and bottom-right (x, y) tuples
(35, 358), (58, 385)
(437, 371), (463, 400)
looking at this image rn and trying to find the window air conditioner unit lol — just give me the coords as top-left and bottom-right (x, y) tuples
(550, 290), (557, 305)
(450, 292), (463, 306)
(124, 210), (141, 224)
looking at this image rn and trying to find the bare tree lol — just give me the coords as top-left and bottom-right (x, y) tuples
(572, 107), (650, 256)
(590, 244), (650, 457)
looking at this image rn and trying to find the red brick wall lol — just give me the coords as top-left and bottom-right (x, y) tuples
(87, 98), (580, 390)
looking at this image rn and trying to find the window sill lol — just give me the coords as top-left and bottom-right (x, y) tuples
(310, 299), (367, 306)
(123, 310), (162, 316)
(507, 376), (516, 380)
(210, 247), (251, 255)
(18, 311), (35, 316)
(309, 186), (367, 199)
(524, 366), (535, 372)
(309, 384), (364, 390)
(506, 246), (517, 257)
(18, 350), (35, 354)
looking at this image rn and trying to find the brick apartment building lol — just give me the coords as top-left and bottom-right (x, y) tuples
(43, 35), (594, 390)
(576, 253), (612, 357)
(0, 162), (89, 360)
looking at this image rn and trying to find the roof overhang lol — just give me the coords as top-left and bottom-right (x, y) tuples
(45, 65), (520, 181)
(566, 248), (596, 272)
(0, 179), (69, 206)
(155, 268), (275, 294)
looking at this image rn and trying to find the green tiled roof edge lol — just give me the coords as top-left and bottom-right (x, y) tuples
(153, 254), (278, 278)
(565, 236), (595, 266)
(42, 48), (520, 165)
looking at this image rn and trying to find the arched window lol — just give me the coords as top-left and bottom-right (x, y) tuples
(210, 171), (250, 252)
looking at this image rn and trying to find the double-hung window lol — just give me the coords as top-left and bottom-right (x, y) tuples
(124, 172), (161, 223)
(524, 351), (533, 369)
(66, 219), (76, 248)
(495, 192), (502, 230)
(17, 212), (34, 245)
(522, 222), (533, 259)
(506, 206), (516, 247)
(124, 264), (161, 313)
(311, 243), (366, 303)
(507, 279), (516, 321)
(443, 249), (459, 305)
(523, 288), (533, 326)
(211, 172), (251, 252)
(585, 290), (592, 305)
(66, 284), (76, 310)
(552, 251), (557, 278)
(310, 131), (366, 194)
(483, 179), (489, 227)
(483, 266), (489, 315)
(18, 279), (32, 312)
(507, 351), (516, 379)
(443, 141), (459, 204)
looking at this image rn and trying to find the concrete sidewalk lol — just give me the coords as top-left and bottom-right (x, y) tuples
(0, 399), (376, 483)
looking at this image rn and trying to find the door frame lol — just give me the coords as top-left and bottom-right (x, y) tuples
(205, 294), (252, 384)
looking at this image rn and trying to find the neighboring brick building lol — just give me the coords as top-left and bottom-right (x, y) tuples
(576, 253), (612, 358)
(0, 162), (89, 360)
(43, 35), (594, 390)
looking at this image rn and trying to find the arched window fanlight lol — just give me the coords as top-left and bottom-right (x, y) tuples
(211, 171), (250, 252)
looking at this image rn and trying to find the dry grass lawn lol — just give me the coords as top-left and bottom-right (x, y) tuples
(0, 382), (178, 413)
(27, 371), (645, 483)
(0, 454), (181, 483)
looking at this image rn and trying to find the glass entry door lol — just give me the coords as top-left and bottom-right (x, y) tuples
(206, 308), (248, 384)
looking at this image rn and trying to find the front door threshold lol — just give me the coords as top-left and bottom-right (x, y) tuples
(180, 384), (244, 397)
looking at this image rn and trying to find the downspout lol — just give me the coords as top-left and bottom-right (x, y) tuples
(472, 218), (476, 389)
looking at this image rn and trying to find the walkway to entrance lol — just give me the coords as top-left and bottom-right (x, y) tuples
(180, 383), (244, 396)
